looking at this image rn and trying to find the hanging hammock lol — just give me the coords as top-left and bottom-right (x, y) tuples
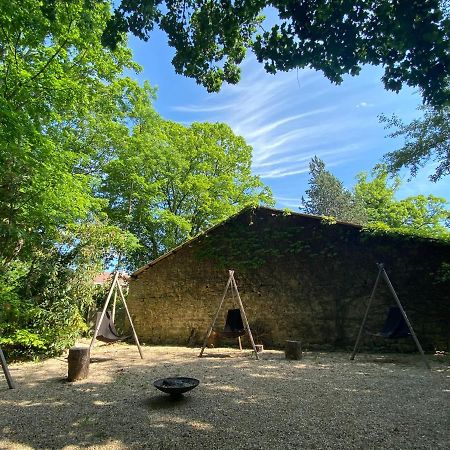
(351, 263), (429, 369)
(199, 270), (259, 359)
(214, 308), (246, 338)
(94, 311), (123, 343)
(373, 306), (411, 339)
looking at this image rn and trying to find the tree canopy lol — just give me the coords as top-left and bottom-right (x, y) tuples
(100, 0), (450, 106)
(0, 0), (141, 265)
(301, 157), (367, 224)
(380, 106), (450, 182)
(301, 158), (450, 239)
(0, 1), (273, 356)
(355, 169), (450, 238)
(101, 96), (273, 268)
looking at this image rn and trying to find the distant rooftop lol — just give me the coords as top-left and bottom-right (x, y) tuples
(93, 271), (130, 285)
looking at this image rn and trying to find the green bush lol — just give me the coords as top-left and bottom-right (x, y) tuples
(0, 260), (89, 359)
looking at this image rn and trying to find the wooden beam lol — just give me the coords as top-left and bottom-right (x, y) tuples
(89, 271), (119, 350)
(117, 280), (144, 359)
(0, 348), (16, 389)
(199, 271), (233, 357)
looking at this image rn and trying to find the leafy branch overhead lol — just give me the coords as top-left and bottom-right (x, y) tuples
(99, 0), (449, 106)
(380, 106), (450, 182)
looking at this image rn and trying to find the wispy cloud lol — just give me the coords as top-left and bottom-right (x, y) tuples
(244, 108), (334, 141)
(172, 58), (383, 182)
(275, 195), (302, 209)
(356, 101), (374, 108)
(170, 56), (438, 203)
(173, 103), (235, 113)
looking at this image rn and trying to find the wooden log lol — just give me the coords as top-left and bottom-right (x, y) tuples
(207, 330), (219, 348)
(285, 340), (302, 360)
(67, 347), (90, 382)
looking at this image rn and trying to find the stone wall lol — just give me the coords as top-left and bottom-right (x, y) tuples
(127, 208), (450, 351)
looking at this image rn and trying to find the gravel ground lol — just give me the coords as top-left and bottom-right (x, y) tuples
(1, 341), (449, 450)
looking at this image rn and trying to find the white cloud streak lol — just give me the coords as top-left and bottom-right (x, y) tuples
(171, 57), (421, 185)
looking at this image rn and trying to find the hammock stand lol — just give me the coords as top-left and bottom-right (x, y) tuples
(0, 347), (15, 389)
(350, 263), (429, 369)
(90, 271), (143, 359)
(199, 270), (259, 360)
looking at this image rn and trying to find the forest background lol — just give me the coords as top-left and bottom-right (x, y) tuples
(0, 0), (448, 358)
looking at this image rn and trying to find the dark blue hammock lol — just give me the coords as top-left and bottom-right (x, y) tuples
(375, 306), (411, 339)
(216, 308), (246, 338)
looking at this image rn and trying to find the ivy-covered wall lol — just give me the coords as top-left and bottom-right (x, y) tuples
(127, 208), (450, 351)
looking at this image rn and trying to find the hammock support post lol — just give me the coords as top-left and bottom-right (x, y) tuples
(90, 271), (143, 359)
(199, 270), (259, 360)
(0, 347), (15, 389)
(350, 263), (430, 369)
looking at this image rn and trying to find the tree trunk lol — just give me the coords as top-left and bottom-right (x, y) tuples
(285, 340), (302, 360)
(67, 347), (90, 382)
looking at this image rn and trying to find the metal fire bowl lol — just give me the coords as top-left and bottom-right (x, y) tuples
(153, 377), (200, 395)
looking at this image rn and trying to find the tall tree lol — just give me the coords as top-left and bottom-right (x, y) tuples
(0, 0), (141, 265)
(100, 0), (449, 106)
(380, 106), (450, 182)
(301, 159), (450, 239)
(301, 157), (367, 224)
(0, 0), (141, 356)
(101, 104), (273, 268)
(355, 169), (450, 239)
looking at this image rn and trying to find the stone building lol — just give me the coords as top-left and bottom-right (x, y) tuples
(127, 207), (450, 351)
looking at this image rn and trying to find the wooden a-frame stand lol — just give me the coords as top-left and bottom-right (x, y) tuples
(350, 263), (430, 369)
(90, 271), (144, 359)
(199, 270), (259, 360)
(0, 347), (16, 389)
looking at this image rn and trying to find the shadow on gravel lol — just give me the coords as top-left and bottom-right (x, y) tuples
(0, 348), (448, 449)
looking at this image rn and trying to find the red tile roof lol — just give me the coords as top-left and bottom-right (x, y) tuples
(93, 271), (129, 285)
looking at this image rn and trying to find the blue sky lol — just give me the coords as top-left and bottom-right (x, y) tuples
(127, 30), (449, 210)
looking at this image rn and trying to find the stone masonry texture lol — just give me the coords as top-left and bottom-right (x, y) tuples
(127, 207), (450, 351)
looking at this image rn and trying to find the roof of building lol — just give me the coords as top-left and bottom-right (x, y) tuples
(93, 271), (130, 285)
(131, 206), (364, 278)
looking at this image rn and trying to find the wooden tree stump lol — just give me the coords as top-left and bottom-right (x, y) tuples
(68, 347), (90, 382)
(285, 340), (302, 360)
(207, 331), (219, 348)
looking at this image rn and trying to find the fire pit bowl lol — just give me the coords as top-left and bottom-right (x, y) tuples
(153, 377), (200, 396)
